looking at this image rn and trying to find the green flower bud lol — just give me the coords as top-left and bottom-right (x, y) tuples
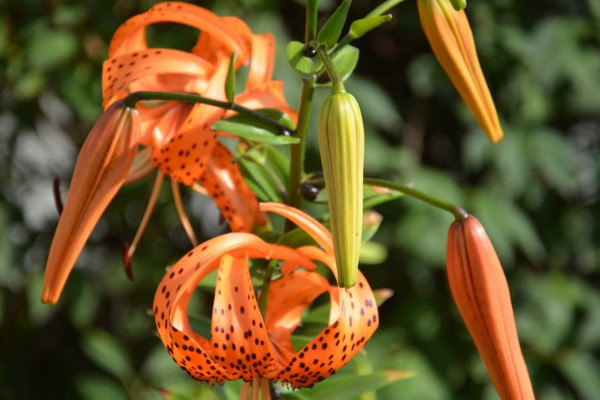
(318, 90), (364, 288)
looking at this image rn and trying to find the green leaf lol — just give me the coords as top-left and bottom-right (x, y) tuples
(363, 184), (404, 210)
(75, 375), (129, 400)
(558, 350), (600, 400)
(237, 145), (289, 202)
(316, 45), (360, 86)
(27, 29), (78, 70)
(361, 210), (383, 243)
(238, 157), (284, 201)
(528, 128), (578, 196)
(360, 242), (388, 265)
(212, 120), (298, 145)
(450, 0), (467, 10)
(318, 0), (351, 49)
(81, 330), (133, 380)
(349, 15), (392, 39)
(225, 52), (236, 103)
(280, 370), (414, 400)
(287, 40), (323, 78)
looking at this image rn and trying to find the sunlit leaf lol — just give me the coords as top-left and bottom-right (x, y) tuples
(81, 330), (133, 380)
(317, 0), (351, 49)
(350, 15), (392, 39)
(287, 40), (323, 78)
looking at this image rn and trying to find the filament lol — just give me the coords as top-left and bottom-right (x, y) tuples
(170, 178), (199, 246)
(127, 171), (165, 258)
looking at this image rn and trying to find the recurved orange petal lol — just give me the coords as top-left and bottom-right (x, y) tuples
(210, 253), (277, 381)
(149, 56), (230, 186)
(153, 233), (312, 383)
(446, 216), (535, 400)
(200, 143), (266, 233)
(102, 48), (212, 107)
(42, 101), (140, 304)
(108, 2), (249, 64)
(246, 33), (276, 90)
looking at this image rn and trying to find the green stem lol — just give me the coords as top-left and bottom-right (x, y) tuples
(257, 259), (277, 314)
(364, 178), (469, 221)
(328, 0), (408, 59)
(365, 0), (408, 18)
(122, 91), (291, 135)
(317, 46), (345, 93)
(303, 175), (468, 221)
(286, 78), (315, 217)
(306, 0), (319, 42)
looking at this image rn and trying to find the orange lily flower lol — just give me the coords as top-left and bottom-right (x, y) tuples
(446, 216), (535, 400)
(42, 3), (293, 304)
(153, 202), (378, 391)
(418, 0), (503, 143)
(42, 101), (140, 304)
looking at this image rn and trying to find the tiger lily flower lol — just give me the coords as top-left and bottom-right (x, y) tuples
(42, 3), (295, 304)
(418, 0), (503, 143)
(446, 215), (535, 400)
(153, 202), (379, 392)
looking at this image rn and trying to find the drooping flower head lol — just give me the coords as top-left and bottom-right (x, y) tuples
(418, 0), (503, 143)
(446, 215), (535, 399)
(153, 202), (379, 387)
(42, 2), (295, 304)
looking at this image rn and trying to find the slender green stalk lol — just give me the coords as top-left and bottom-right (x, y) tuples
(317, 46), (345, 94)
(306, 0), (319, 42)
(365, 0), (408, 18)
(303, 176), (468, 221)
(257, 259), (278, 314)
(331, 0), (408, 57)
(286, 78), (315, 215)
(122, 91), (291, 134)
(364, 178), (469, 221)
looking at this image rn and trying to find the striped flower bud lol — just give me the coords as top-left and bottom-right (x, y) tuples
(418, 0), (503, 143)
(318, 90), (364, 288)
(446, 216), (535, 400)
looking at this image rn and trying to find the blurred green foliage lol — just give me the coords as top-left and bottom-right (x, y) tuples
(0, 0), (599, 399)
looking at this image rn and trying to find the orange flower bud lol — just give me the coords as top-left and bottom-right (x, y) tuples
(418, 0), (503, 143)
(446, 216), (535, 400)
(42, 101), (140, 304)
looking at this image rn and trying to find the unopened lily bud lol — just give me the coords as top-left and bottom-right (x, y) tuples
(42, 101), (140, 304)
(418, 0), (502, 143)
(318, 91), (364, 288)
(446, 216), (535, 400)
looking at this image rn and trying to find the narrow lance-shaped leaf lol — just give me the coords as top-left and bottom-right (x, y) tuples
(318, 0), (352, 49)
(225, 52), (237, 104)
(349, 15), (393, 39)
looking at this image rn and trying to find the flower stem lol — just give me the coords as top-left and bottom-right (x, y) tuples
(364, 177), (469, 221)
(122, 91), (291, 135)
(305, 0), (319, 42)
(317, 46), (345, 94)
(302, 175), (468, 221)
(286, 79), (315, 220)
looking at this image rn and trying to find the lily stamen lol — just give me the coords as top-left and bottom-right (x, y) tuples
(127, 171), (165, 259)
(170, 178), (199, 246)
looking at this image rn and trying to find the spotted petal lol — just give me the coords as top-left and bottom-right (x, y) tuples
(199, 143), (266, 232)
